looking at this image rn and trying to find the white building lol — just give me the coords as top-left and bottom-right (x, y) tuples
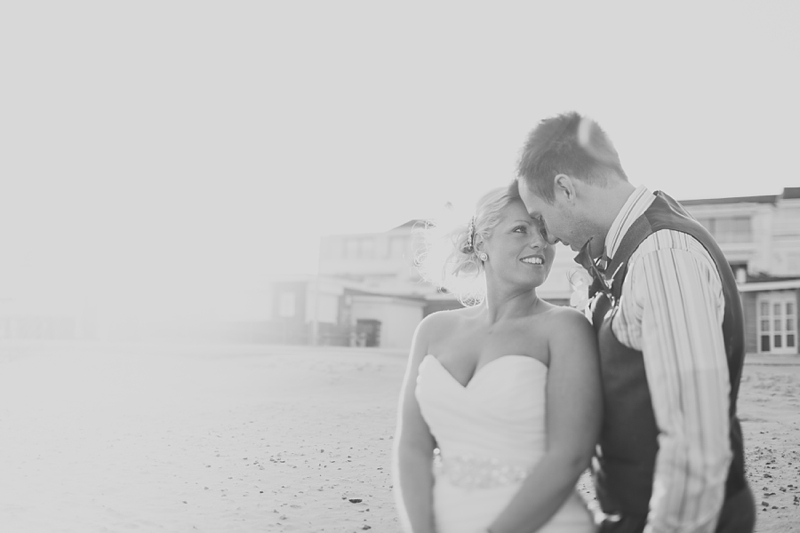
(314, 187), (800, 354)
(683, 187), (800, 355)
(3, 188), (796, 354)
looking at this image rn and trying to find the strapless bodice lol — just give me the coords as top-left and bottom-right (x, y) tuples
(415, 354), (596, 533)
(416, 354), (547, 469)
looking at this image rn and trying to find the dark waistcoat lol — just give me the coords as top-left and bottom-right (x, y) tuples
(591, 191), (749, 521)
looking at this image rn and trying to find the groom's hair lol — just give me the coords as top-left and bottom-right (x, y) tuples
(516, 111), (627, 203)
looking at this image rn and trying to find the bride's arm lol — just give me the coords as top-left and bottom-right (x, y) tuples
(488, 309), (602, 533)
(392, 316), (438, 533)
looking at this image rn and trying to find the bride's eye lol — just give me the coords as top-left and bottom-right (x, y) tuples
(513, 226), (527, 233)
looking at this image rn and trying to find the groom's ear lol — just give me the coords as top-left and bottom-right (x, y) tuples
(553, 174), (577, 203)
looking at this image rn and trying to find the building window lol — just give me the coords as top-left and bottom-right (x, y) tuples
(377, 237), (390, 259)
(717, 217), (751, 243)
(697, 216), (751, 243)
(279, 292), (296, 318)
(345, 239), (359, 259)
(757, 292), (798, 354)
(390, 236), (407, 258)
(360, 238), (375, 259)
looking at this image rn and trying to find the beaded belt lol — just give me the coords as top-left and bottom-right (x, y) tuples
(433, 449), (531, 489)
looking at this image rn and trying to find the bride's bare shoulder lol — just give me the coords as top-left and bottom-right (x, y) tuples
(546, 303), (587, 318)
(536, 304), (594, 342)
(534, 302), (591, 328)
(410, 307), (483, 354)
(418, 306), (479, 332)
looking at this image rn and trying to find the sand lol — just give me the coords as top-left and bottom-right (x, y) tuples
(736, 356), (800, 531)
(0, 342), (797, 533)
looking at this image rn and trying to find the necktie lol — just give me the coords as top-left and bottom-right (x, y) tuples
(573, 238), (610, 298)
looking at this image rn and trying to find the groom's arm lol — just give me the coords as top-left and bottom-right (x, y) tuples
(615, 230), (732, 533)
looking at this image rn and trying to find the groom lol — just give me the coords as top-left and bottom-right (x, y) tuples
(515, 112), (755, 533)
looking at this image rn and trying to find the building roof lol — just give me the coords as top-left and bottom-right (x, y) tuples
(391, 188), (799, 229)
(782, 187), (800, 199)
(679, 194), (777, 207)
(738, 278), (800, 292)
(746, 272), (800, 283)
(343, 286), (429, 302)
(679, 187), (800, 206)
(391, 219), (426, 231)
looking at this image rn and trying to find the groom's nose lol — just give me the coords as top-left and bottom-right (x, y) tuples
(531, 228), (549, 247)
(536, 225), (558, 246)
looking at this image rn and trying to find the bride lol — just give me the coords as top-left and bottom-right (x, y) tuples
(393, 185), (602, 533)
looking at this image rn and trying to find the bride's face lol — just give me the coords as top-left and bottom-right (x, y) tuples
(481, 200), (555, 289)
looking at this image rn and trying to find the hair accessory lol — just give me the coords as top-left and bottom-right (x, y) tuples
(479, 252), (488, 261)
(463, 216), (476, 253)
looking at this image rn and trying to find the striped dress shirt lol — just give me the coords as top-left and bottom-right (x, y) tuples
(604, 186), (732, 533)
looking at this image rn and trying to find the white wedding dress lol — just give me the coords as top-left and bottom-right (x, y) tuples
(416, 354), (596, 533)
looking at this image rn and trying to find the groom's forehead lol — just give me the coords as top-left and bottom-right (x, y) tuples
(517, 180), (547, 211)
(517, 178), (538, 198)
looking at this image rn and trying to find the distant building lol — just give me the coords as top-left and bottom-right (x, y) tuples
(2, 188), (797, 355)
(266, 276), (426, 349)
(309, 211), (591, 350)
(683, 187), (800, 355)
(311, 187), (800, 354)
(312, 221), (433, 348)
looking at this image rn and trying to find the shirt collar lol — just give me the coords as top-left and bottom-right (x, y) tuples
(604, 185), (655, 261)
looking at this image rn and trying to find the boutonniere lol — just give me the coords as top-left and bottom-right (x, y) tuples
(567, 268), (592, 313)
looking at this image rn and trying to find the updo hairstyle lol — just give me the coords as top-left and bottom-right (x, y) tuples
(416, 184), (519, 305)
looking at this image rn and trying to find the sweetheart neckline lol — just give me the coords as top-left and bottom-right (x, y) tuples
(423, 354), (547, 389)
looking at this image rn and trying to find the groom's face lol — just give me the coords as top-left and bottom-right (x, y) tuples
(517, 177), (586, 253)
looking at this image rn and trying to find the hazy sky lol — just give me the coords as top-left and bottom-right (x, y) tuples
(2, 2), (799, 306)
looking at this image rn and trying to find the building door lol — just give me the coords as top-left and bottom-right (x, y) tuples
(757, 292), (798, 355)
(355, 319), (381, 347)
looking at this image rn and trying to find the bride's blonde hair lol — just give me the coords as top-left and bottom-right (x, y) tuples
(416, 184), (519, 306)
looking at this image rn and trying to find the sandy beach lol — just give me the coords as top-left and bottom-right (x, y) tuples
(0, 342), (797, 533)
